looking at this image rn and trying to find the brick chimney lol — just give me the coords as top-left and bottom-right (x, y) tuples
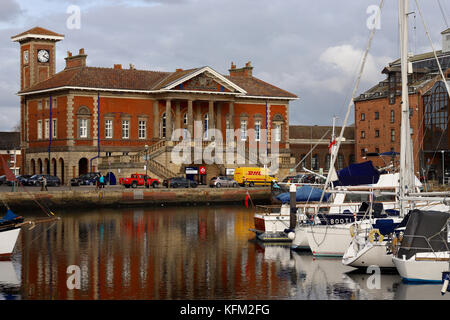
(229, 61), (253, 77)
(442, 28), (450, 53)
(114, 64), (122, 70)
(65, 48), (87, 69)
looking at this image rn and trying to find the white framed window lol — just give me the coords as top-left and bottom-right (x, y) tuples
(274, 124), (282, 142)
(79, 119), (88, 138)
(37, 101), (42, 110)
(183, 113), (188, 126)
(105, 119), (113, 139)
(52, 119), (57, 138)
(255, 120), (261, 141)
(122, 120), (130, 139)
(53, 98), (57, 109)
(44, 119), (50, 139)
(138, 120), (146, 139)
(37, 120), (42, 139)
(240, 120), (247, 141)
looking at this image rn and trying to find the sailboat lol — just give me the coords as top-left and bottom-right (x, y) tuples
(344, 0), (450, 273)
(0, 157), (59, 260)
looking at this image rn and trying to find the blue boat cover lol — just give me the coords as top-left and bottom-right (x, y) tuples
(276, 185), (330, 203)
(332, 161), (380, 186)
(0, 209), (19, 223)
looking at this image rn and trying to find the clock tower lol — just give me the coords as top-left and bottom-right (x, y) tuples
(11, 27), (64, 91)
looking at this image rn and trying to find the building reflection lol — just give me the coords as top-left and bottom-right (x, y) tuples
(17, 206), (296, 300)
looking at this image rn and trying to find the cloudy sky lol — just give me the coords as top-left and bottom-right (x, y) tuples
(0, 0), (448, 131)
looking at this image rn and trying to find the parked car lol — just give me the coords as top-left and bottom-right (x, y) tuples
(209, 176), (239, 188)
(70, 172), (100, 186)
(0, 175), (6, 185)
(6, 175), (32, 186)
(282, 174), (305, 184)
(27, 174), (61, 187)
(163, 177), (198, 188)
(119, 173), (160, 188)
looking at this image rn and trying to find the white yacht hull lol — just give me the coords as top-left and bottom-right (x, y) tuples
(306, 224), (353, 257)
(291, 225), (310, 250)
(0, 228), (21, 259)
(343, 241), (394, 268)
(393, 252), (450, 283)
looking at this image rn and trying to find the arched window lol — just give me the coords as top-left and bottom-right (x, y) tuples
(325, 154), (331, 170)
(77, 106), (91, 139)
(312, 154), (319, 170)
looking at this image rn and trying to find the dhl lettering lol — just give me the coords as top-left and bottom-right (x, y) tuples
(247, 171), (261, 175)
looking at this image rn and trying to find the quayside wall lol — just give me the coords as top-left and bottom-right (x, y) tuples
(0, 188), (272, 210)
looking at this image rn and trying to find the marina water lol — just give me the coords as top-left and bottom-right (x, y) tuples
(1, 205), (449, 300)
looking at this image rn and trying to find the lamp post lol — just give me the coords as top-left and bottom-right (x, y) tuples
(145, 144), (149, 177)
(442, 150), (445, 185)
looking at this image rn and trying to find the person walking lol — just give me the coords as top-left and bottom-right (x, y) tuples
(99, 174), (105, 189)
(40, 176), (48, 191)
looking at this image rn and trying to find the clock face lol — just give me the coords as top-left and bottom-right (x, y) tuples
(37, 49), (50, 63)
(23, 50), (29, 64)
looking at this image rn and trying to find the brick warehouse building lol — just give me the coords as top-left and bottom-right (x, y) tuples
(289, 125), (355, 174)
(12, 27), (298, 185)
(355, 28), (450, 181)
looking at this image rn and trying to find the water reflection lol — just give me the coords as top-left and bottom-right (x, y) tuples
(1, 206), (448, 300)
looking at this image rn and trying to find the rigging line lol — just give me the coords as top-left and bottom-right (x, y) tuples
(437, 0), (449, 28)
(415, 0), (450, 98)
(320, 0), (385, 201)
(310, 0), (385, 249)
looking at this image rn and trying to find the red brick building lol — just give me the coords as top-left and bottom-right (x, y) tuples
(355, 28), (450, 180)
(12, 27), (298, 184)
(0, 132), (21, 176)
(289, 125), (355, 174)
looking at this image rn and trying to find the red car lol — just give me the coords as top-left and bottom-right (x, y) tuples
(119, 173), (160, 188)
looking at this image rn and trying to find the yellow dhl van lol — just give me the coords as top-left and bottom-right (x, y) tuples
(233, 167), (277, 187)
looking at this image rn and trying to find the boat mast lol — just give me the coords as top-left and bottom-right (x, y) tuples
(399, 0), (414, 216)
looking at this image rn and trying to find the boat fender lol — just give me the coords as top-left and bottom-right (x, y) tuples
(368, 229), (384, 243)
(441, 272), (450, 295)
(350, 224), (356, 238)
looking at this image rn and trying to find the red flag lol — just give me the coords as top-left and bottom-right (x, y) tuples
(328, 139), (336, 154)
(245, 191), (250, 209)
(1, 157), (16, 181)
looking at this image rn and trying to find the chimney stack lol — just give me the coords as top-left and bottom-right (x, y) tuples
(114, 64), (122, 70)
(442, 28), (450, 53)
(229, 61), (253, 78)
(65, 48), (87, 69)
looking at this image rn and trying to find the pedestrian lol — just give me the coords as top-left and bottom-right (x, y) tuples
(41, 176), (48, 191)
(96, 174), (100, 190)
(99, 174), (105, 188)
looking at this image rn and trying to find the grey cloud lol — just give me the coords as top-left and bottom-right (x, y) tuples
(0, 0), (22, 22)
(0, 0), (447, 131)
